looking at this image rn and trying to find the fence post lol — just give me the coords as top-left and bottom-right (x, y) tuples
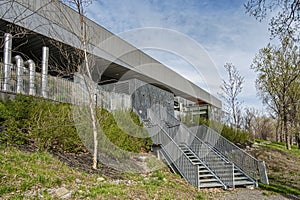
(258, 160), (269, 184)
(196, 165), (200, 189)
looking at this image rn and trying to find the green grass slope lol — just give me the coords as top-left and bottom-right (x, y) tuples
(0, 146), (205, 200)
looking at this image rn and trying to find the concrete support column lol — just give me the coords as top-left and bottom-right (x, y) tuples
(14, 55), (24, 94)
(3, 33), (12, 91)
(41, 46), (49, 98)
(25, 60), (36, 96)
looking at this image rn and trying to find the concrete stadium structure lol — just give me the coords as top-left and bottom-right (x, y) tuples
(0, 0), (268, 189)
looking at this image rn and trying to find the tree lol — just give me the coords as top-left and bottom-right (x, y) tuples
(245, 0), (300, 41)
(59, 0), (99, 169)
(251, 38), (300, 150)
(243, 107), (257, 137)
(220, 63), (244, 129)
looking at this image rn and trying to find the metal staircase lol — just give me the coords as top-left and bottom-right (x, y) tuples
(142, 107), (268, 189)
(179, 143), (224, 188)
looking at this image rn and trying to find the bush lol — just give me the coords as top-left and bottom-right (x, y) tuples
(180, 112), (249, 144)
(221, 125), (249, 144)
(98, 109), (152, 153)
(0, 95), (152, 154)
(0, 95), (84, 152)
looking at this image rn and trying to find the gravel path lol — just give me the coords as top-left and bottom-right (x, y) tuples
(206, 188), (293, 200)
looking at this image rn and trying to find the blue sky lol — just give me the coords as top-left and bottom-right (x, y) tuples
(86, 0), (271, 110)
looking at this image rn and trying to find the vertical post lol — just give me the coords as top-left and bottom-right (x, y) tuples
(196, 165), (200, 189)
(15, 55), (24, 94)
(258, 160), (269, 185)
(232, 163), (235, 188)
(3, 33), (12, 91)
(41, 46), (49, 98)
(26, 60), (36, 96)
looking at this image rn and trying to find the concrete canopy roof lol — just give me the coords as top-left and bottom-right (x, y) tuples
(0, 0), (222, 108)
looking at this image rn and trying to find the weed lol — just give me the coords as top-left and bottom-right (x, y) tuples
(196, 192), (206, 200)
(0, 185), (16, 196)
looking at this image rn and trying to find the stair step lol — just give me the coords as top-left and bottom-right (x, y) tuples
(199, 169), (211, 174)
(192, 161), (201, 165)
(199, 182), (223, 188)
(234, 180), (256, 186)
(207, 161), (228, 165)
(199, 174), (215, 178)
(199, 178), (219, 183)
(234, 172), (244, 176)
(234, 176), (249, 181)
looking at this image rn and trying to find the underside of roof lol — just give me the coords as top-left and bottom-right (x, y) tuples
(0, 0), (222, 108)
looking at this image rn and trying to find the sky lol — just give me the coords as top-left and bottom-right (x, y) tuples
(86, 0), (271, 110)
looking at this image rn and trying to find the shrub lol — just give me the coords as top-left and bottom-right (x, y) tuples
(180, 112), (249, 144)
(221, 125), (249, 144)
(0, 94), (152, 154)
(98, 109), (152, 153)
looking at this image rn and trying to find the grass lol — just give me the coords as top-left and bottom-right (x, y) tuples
(259, 182), (300, 196)
(0, 145), (205, 199)
(0, 145), (81, 198)
(256, 139), (300, 156)
(251, 139), (300, 197)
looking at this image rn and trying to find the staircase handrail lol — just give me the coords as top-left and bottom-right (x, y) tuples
(190, 125), (268, 184)
(149, 119), (200, 188)
(148, 108), (234, 188)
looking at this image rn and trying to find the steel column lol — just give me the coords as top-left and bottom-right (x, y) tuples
(41, 46), (49, 98)
(3, 33), (12, 91)
(25, 60), (36, 96)
(14, 55), (24, 94)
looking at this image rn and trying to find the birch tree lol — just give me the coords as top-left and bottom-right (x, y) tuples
(60, 0), (99, 169)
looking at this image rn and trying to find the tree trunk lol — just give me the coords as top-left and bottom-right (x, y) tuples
(284, 115), (291, 150)
(275, 119), (280, 142)
(280, 120), (284, 142)
(297, 134), (300, 149)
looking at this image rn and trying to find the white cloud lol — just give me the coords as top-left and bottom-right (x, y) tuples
(87, 0), (271, 110)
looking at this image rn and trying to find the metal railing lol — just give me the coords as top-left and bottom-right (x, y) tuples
(0, 65), (131, 112)
(148, 107), (234, 188)
(190, 125), (269, 184)
(151, 126), (200, 188)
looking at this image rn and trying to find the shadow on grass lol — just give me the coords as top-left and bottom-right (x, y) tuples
(259, 181), (300, 198)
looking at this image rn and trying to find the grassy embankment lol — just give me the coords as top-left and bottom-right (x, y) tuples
(0, 146), (206, 199)
(250, 139), (300, 197)
(0, 95), (206, 199)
